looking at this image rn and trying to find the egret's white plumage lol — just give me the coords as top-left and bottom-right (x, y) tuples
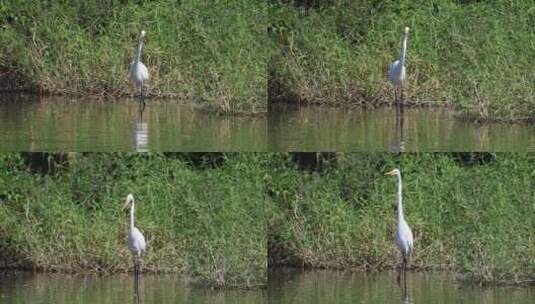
(124, 194), (146, 274)
(388, 27), (410, 102)
(386, 169), (413, 278)
(128, 30), (149, 98)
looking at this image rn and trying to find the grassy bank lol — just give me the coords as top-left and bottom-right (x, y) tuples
(266, 153), (535, 285)
(0, 1), (267, 113)
(0, 153), (267, 288)
(2, 153), (534, 286)
(269, 1), (535, 122)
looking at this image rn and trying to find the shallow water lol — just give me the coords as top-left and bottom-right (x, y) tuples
(0, 272), (266, 304)
(268, 268), (535, 304)
(0, 95), (267, 151)
(268, 104), (535, 151)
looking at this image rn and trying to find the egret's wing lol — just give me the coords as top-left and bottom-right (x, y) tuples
(403, 220), (414, 255)
(127, 61), (134, 80)
(388, 60), (399, 81)
(407, 224), (414, 249)
(132, 227), (147, 252)
(139, 62), (149, 81)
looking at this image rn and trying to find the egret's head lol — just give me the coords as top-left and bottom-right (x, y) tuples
(385, 168), (400, 176)
(140, 30), (146, 38)
(124, 194), (135, 208)
(404, 27), (410, 34)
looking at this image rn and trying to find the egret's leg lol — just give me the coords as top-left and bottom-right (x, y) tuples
(132, 256), (135, 276)
(396, 258), (402, 285)
(140, 82), (146, 108)
(403, 268), (408, 292)
(133, 258), (139, 297)
(402, 255), (407, 283)
(394, 87), (398, 104)
(134, 277), (139, 300)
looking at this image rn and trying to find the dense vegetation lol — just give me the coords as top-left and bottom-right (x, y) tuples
(3, 0), (533, 119)
(267, 153), (535, 285)
(0, 1), (267, 113)
(269, 0), (535, 122)
(1, 153), (534, 286)
(0, 153), (267, 288)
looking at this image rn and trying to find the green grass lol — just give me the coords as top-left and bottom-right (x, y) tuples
(0, 153), (267, 288)
(269, 1), (535, 122)
(2, 153), (534, 286)
(266, 153), (535, 285)
(0, 1), (267, 113)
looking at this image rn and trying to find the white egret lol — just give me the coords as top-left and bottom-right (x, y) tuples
(388, 27), (410, 104)
(124, 194), (146, 277)
(128, 30), (150, 106)
(385, 168), (413, 283)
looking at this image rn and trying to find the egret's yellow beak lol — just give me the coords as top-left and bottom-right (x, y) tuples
(385, 170), (396, 176)
(123, 199), (129, 209)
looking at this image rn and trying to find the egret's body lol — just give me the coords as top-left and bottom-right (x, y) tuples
(395, 216), (413, 260)
(386, 169), (413, 282)
(388, 27), (410, 104)
(128, 30), (149, 104)
(124, 194), (146, 276)
(128, 226), (146, 258)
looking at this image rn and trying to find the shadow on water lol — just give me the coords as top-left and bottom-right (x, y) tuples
(0, 271), (266, 304)
(268, 103), (535, 151)
(0, 95), (267, 151)
(268, 268), (535, 304)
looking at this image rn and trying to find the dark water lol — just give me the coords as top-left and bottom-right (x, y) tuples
(0, 96), (267, 151)
(2, 96), (534, 152)
(268, 104), (535, 151)
(268, 268), (535, 304)
(0, 272), (266, 304)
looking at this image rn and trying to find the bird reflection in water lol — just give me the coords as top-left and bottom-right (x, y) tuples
(133, 273), (141, 304)
(135, 104), (149, 152)
(400, 272), (412, 304)
(389, 104), (405, 152)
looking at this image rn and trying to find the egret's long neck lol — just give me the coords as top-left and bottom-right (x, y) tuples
(130, 201), (135, 229)
(399, 33), (408, 65)
(396, 173), (404, 222)
(135, 40), (143, 63)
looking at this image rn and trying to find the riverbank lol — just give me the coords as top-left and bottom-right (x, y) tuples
(268, 1), (535, 122)
(0, 153), (267, 288)
(266, 153), (535, 285)
(0, 1), (266, 113)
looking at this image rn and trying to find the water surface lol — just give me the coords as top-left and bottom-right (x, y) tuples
(0, 272), (266, 304)
(268, 104), (535, 151)
(268, 268), (535, 304)
(0, 95), (267, 151)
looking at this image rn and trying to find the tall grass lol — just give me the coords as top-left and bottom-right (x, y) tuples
(269, 1), (535, 122)
(0, 1), (267, 113)
(266, 153), (535, 284)
(2, 153), (534, 286)
(0, 153), (267, 288)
